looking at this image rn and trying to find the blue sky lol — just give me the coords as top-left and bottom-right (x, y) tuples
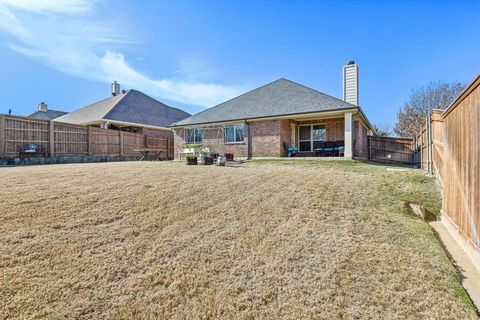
(0, 0), (478, 127)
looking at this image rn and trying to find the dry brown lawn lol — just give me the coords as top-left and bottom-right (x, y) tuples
(0, 160), (477, 319)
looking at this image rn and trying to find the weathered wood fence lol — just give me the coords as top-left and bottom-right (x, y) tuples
(417, 75), (479, 255)
(0, 115), (174, 158)
(368, 136), (415, 165)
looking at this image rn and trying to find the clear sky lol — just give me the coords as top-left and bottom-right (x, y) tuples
(0, 0), (479, 127)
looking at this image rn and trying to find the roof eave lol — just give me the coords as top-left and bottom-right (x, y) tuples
(102, 119), (170, 130)
(169, 107), (360, 128)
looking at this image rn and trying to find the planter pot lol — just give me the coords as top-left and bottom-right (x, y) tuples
(225, 153), (234, 161)
(203, 157), (214, 165)
(217, 156), (226, 166)
(186, 157), (197, 165)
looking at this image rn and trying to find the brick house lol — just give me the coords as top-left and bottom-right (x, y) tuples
(171, 62), (375, 160)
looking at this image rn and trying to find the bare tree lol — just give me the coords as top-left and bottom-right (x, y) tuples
(373, 123), (393, 137)
(394, 81), (464, 138)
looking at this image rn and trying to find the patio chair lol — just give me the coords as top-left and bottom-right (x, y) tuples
(334, 140), (345, 157)
(323, 141), (335, 157)
(17, 144), (47, 158)
(283, 142), (298, 157)
(314, 141), (326, 157)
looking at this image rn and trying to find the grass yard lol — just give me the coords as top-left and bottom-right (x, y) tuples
(0, 160), (477, 319)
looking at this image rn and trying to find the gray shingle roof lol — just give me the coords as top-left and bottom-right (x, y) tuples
(171, 78), (357, 126)
(55, 90), (190, 127)
(27, 109), (68, 120)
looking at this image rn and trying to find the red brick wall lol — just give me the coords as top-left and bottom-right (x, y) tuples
(250, 120), (282, 157)
(296, 118), (344, 142)
(279, 120), (294, 156)
(354, 119), (369, 160)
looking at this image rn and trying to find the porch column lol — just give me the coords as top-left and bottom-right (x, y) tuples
(344, 112), (353, 159)
(290, 123), (296, 147)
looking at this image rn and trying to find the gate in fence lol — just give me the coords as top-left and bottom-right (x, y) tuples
(367, 136), (415, 165)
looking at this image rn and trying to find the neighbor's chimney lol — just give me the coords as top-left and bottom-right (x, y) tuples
(111, 81), (120, 96)
(343, 60), (358, 105)
(38, 102), (48, 112)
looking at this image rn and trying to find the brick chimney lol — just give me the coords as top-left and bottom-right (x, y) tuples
(343, 61), (359, 106)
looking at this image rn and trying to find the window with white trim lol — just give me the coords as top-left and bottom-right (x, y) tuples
(187, 128), (204, 143)
(225, 124), (244, 143)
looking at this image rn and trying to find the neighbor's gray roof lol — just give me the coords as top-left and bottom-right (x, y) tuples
(27, 109), (68, 120)
(56, 90), (190, 127)
(171, 78), (358, 126)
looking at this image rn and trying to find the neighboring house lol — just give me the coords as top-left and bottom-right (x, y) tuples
(170, 61), (375, 159)
(56, 82), (191, 137)
(27, 102), (68, 120)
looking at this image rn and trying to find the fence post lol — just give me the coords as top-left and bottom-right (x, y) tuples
(0, 115), (5, 157)
(49, 120), (55, 157)
(119, 131), (124, 156)
(88, 126), (93, 155)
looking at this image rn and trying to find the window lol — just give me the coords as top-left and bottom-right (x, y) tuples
(187, 128), (204, 143)
(225, 124), (244, 143)
(298, 124), (326, 152)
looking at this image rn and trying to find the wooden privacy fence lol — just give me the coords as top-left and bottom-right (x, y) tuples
(0, 115), (174, 159)
(418, 75), (480, 253)
(368, 136), (415, 165)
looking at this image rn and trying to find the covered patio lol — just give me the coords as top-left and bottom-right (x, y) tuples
(279, 110), (371, 159)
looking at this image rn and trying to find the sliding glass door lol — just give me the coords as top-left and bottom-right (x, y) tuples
(298, 124), (326, 152)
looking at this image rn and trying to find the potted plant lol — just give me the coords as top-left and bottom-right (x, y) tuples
(183, 144), (201, 155)
(203, 156), (214, 165)
(185, 154), (197, 165)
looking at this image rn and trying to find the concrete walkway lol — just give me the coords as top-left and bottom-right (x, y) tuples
(430, 221), (480, 311)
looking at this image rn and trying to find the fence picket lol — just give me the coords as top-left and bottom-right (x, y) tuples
(0, 115), (173, 159)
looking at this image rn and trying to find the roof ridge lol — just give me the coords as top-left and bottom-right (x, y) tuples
(280, 78), (358, 108)
(100, 91), (130, 120)
(127, 89), (191, 116)
(171, 78), (285, 125)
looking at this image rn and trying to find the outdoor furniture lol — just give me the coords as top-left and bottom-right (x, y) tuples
(334, 141), (345, 156)
(314, 142), (326, 156)
(133, 148), (163, 161)
(323, 141), (335, 156)
(283, 142), (299, 157)
(18, 144), (47, 158)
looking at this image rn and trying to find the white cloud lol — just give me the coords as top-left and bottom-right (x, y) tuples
(0, 0), (241, 107)
(0, 0), (93, 13)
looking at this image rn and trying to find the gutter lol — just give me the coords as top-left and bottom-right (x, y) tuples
(102, 119), (171, 130)
(169, 107), (360, 128)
